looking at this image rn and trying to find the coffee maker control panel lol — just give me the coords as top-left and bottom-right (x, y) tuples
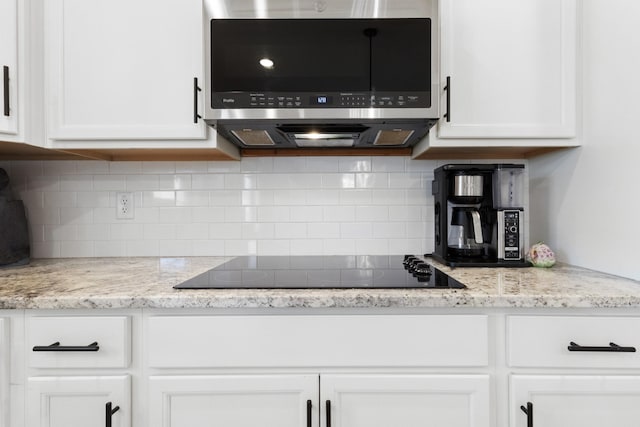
(501, 210), (522, 260)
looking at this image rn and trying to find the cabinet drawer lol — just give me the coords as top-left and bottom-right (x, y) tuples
(27, 316), (131, 368)
(508, 316), (640, 368)
(147, 314), (488, 368)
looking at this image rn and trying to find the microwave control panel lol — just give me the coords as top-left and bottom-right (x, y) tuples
(212, 92), (430, 109)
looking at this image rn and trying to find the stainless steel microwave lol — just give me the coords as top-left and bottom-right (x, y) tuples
(203, 0), (439, 149)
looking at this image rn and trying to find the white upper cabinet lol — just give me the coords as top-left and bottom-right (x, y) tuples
(437, 0), (577, 139)
(45, 0), (207, 141)
(0, 0), (19, 137)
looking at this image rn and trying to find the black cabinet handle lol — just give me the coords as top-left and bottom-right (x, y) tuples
(325, 400), (331, 427)
(106, 401), (120, 427)
(307, 400), (312, 427)
(520, 402), (533, 427)
(193, 77), (202, 123)
(3, 65), (9, 117)
(443, 75), (451, 122)
(568, 341), (636, 352)
(32, 341), (100, 352)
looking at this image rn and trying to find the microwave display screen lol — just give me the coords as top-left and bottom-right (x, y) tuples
(210, 18), (430, 95)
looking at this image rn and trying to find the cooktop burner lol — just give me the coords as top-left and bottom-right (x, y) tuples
(173, 255), (466, 289)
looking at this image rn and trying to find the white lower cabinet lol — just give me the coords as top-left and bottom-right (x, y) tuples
(149, 375), (319, 427)
(26, 375), (130, 427)
(0, 318), (8, 427)
(149, 374), (490, 427)
(322, 374), (490, 427)
(510, 375), (640, 427)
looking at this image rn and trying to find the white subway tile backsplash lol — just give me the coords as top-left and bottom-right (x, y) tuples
(192, 174), (225, 190)
(340, 222), (372, 239)
(126, 240), (159, 257)
(209, 223), (242, 240)
(275, 222), (307, 239)
(242, 223), (275, 240)
(176, 190), (209, 207)
(290, 206), (323, 223)
(224, 174), (257, 190)
(110, 223), (144, 241)
(126, 175), (159, 191)
(93, 175), (126, 191)
(339, 157), (371, 172)
(77, 224), (109, 241)
(60, 175), (93, 191)
(143, 191), (176, 207)
(76, 161), (109, 175)
(192, 239), (225, 256)
(258, 240), (290, 255)
(273, 189), (307, 205)
(225, 239), (258, 256)
(355, 173), (389, 189)
(290, 239), (323, 255)
(372, 157), (405, 172)
(76, 191), (110, 208)
(176, 223), (210, 240)
(339, 189), (372, 205)
(44, 191), (76, 208)
(44, 224), (77, 241)
(94, 240), (126, 257)
(60, 241), (94, 257)
(143, 223), (177, 240)
(355, 206), (389, 222)
(323, 206), (355, 222)
(60, 207), (93, 224)
(322, 173), (355, 189)
(225, 207), (257, 223)
(158, 174), (192, 190)
(307, 223), (339, 239)
(159, 240), (193, 256)
(10, 156), (509, 258)
(175, 161), (208, 173)
(109, 162), (142, 174)
(257, 206), (290, 222)
(192, 207), (224, 223)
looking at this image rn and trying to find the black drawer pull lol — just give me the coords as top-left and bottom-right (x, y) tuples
(307, 400), (312, 427)
(193, 77), (202, 123)
(568, 341), (636, 352)
(32, 341), (100, 352)
(326, 400), (331, 427)
(520, 402), (533, 427)
(3, 65), (9, 117)
(106, 401), (120, 427)
(443, 75), (451, 122)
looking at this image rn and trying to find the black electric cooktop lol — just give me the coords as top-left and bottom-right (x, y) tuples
(173, 255), (466, 289)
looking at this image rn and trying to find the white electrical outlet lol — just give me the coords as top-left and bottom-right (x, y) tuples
(116, 192), (134, 219)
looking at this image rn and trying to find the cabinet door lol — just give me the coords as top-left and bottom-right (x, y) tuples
(0, 0), (18, 135)
(511, 375), (640, 427)
(149, 375), (319, 427)
(27, 375), (130, 427)
(45, 0), (206, 140)
(438, 0), (576, 138)
(321, 375), (490, 427)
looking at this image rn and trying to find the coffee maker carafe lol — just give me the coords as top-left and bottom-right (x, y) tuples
(432, 164), (529, 267)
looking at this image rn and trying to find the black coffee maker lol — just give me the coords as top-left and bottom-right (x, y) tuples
(431, 164), (529, 267)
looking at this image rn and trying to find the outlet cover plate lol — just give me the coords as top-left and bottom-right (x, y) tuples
(116, 192), (134, 219)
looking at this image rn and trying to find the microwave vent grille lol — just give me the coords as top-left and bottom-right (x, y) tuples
(373, 129), (415, 146)
(230, 129), (275, 146)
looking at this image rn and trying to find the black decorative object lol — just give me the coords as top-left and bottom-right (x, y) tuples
(0, 168), (30, 267)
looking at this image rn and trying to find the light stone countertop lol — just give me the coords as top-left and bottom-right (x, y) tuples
(0, 257), (639, 310)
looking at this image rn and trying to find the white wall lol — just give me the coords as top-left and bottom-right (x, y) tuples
(529, 0), (640, 281)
